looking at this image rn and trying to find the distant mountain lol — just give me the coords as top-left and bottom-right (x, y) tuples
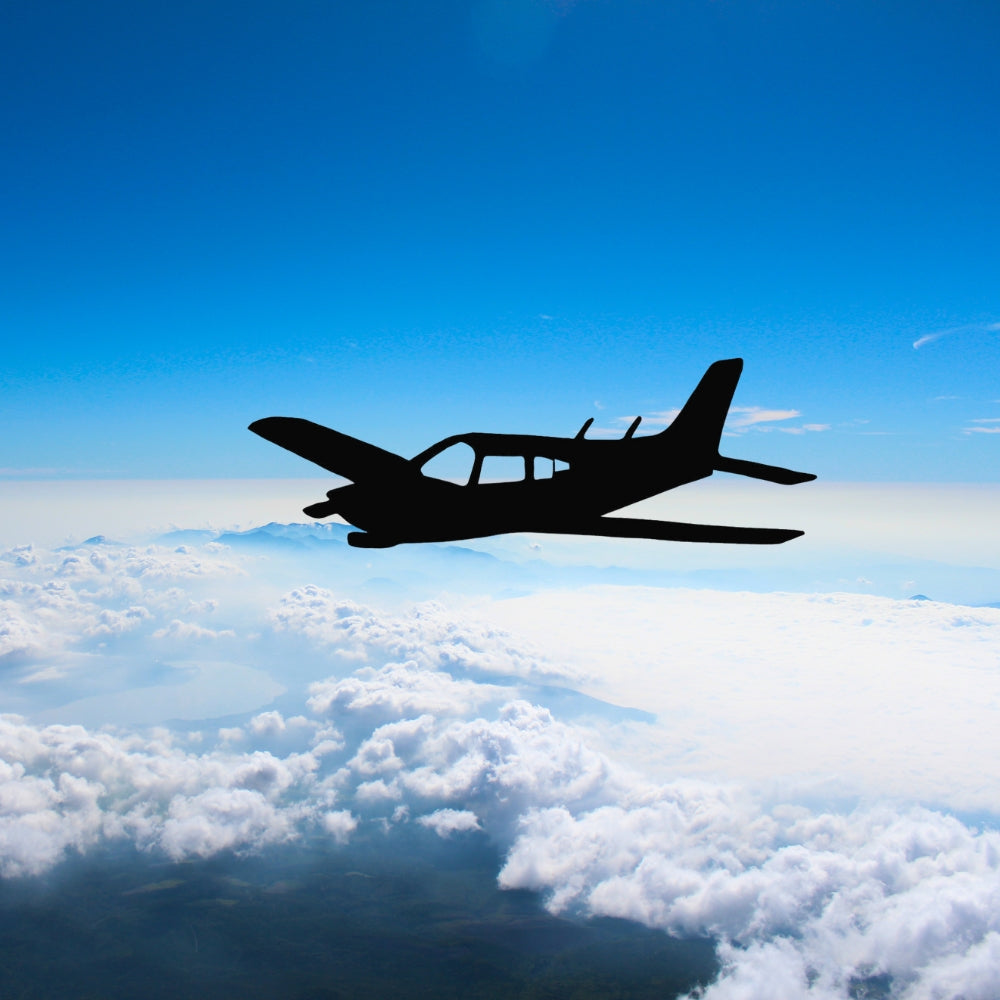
(57, 534), (125, 550)
(215, 521), (352, 549)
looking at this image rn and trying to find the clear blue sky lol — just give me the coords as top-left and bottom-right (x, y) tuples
(3, 0), (998, 481)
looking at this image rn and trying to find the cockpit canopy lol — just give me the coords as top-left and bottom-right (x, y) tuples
(415, 435), (570, 485)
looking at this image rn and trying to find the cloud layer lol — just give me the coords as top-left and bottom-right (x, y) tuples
(2, 533), (1000, 998)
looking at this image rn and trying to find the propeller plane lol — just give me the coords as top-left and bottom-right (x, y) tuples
(249, 358), (815, 549)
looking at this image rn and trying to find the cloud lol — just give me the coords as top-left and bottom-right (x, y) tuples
(728, 406), (801, 428)
(0, 714), (330, 876)
(271, 585), (580, 683)
(499, 800), (1000, 999)
(913, 320), (1000, 350)
(963, 418), (1000, 434)
(4, 532), (1000, 996)
(482, 586), (1000, 811)
(417, 808), (482, 837)
(600, 404), (826, 438)
(308, 660), (504, 720)
(640, 408), (682, 427)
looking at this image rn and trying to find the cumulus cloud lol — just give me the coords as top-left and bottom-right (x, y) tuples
(0, 715), (328, 876)
(418, 808), (482, 837)
(0, 539), (246, 675)
(270, 585), (579, 683)
(500, 799), (1000, 999)
(308, 661), (505, 720)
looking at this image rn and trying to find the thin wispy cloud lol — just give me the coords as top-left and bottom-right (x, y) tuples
(912, 321), (1000, 350)
(728, 406), (800, 427)
(596, 405), (827, 438)
(963, 417), (1000, 435)
(725, 406), (830, 436)
(643, 407), (681, 427)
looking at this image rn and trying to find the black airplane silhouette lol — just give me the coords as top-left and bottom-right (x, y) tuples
(249, 358), (816, 548)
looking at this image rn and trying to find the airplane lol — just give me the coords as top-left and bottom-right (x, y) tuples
(249, 358), (816, 549)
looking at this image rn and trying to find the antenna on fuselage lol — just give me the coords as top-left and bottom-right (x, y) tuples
(623, 416), (642, 439)
(575, 417), (594, 439)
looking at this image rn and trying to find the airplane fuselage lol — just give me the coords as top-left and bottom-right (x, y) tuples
(315, 430), (714, 546)
(249, 358), (816, 548)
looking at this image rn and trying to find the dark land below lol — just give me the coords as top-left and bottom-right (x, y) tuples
(0, 825), (718, 999)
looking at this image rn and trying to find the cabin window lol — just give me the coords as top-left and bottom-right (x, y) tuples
(533, 457), (554, 480)
(554, 459), (570, 474)
(479, 455), (526, 483)
(420, 442), (476, 485)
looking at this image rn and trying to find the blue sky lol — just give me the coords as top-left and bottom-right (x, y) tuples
(3, 0), (998, 481)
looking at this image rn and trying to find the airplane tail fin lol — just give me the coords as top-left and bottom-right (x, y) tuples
(662, 358), (743, 453)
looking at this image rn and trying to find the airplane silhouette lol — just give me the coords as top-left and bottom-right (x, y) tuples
(249, 358), (816, 548)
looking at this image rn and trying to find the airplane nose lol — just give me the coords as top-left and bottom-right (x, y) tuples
(303, 499), (340, 518)
(304, 484), (358, 521)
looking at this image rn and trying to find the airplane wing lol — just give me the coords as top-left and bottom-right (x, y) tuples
(249, 417), (412, 482)
(560, 516), (804, 545)
(714, 455), (816, 485)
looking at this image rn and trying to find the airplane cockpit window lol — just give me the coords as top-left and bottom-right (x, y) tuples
(419, 442), (476, 484)
(533, 457), (554, 480)
(480, 455), (526, 483)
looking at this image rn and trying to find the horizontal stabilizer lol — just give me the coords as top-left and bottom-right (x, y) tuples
(563, 516), (804, 545)
(714, 455), (816, 485)
(249, 417), (410, 482)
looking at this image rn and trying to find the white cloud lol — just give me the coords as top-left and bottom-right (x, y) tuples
(249, 710), (287, 736)
(322, 809), (358, 844)
(272, 585), (579, 683)
(151, 618), (235, 640)
(634, 408), (682, 428)
(418, 808), (482, 837)
(603, 405), (825, 438)
(4, 531), (1000, 997)
(308, 661), (505, 719)
(499, 799), (1000, 999)
(728, 406), (801, 427)
(913, 320), (1000, 350)
(481, 586), (1000, 810)
(158, 787), (297, 859)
